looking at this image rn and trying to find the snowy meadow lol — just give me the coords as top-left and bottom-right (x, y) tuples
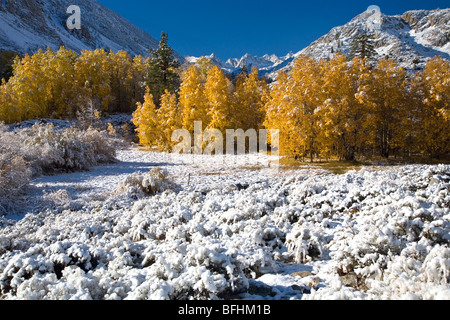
(0, 124), (449, 300)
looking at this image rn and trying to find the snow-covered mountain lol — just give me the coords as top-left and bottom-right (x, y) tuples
(296, 8), (449, 69)
(0, 0), (181, 59)
(188, 7), (449, 80)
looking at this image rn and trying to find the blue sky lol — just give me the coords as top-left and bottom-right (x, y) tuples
(97, 0), (449, 60)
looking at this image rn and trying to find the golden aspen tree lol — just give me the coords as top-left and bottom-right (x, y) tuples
(0, 79), (15, 123)
(234, 66), (269, 131)
(321, 54), (370, 161)
(132, 87), (160, 148)
(157, 89), (181, 151)
(179, 65), (209, 133)
(290, 55), (325, 162)
(7, 49), (50, 120)
(1, 47), (77, 121)
(264, 71), (302, 157)
(318, 56), (343, 161)
(357, 58), (407, 158)
(47, 47), (77, 118)
(403, 71), (429, 159)
(415, 57), (450, 158)
(74, 49), (113, 112)
(423, 56), (450, 120)
(196, 57), (215, 81)
(350, 56), (376, 155)
(204, 65), (234, 133)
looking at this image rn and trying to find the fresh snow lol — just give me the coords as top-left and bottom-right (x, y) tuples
(0, 147), (449, 300)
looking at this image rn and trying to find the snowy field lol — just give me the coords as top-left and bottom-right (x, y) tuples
(0, 148), (449, 300)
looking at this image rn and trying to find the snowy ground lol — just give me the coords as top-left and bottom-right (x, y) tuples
(0, 147), (449, 300)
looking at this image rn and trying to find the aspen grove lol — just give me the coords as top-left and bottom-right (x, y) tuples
(0, 46), (448, 162)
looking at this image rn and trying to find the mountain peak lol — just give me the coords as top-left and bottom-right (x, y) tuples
(295, 7), (449, 73)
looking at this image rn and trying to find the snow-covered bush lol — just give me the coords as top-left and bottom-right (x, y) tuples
(0, 123), (31, 213)
(286, 222), (327, 264)
(116, 168), (178, 197)
(23, 124), (118, 175)
(0, 122), (120, 212)
(0, 154), (31, 213)
(2, 122), (119, 176)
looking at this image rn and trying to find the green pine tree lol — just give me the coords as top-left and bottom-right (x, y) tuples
(348, 32), (377, 61)
(145, 32), (181, 106)
(0, 50), (20, 82)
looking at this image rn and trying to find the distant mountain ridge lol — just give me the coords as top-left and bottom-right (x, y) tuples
(185, 52), (297, 78)
(188, 7), (449, 80)
(0, 0), (183, 60)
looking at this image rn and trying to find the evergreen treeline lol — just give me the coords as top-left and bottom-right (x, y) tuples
(0, 36), (448, 162)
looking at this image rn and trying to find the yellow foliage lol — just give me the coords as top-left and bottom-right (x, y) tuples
(132, 87), (159, 148)
(204, 65), (234, 133)
(179, 65), (209, 132)
(157, 90), (181, 151)
(234, 66), (269, 131)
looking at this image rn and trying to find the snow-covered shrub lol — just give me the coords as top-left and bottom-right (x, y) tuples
(23, 124), (118, 174)
(421, 245), (450, 285)
(0, 155), (31, 209)
(0, 122), (120, 212)
(286, 222), (327, 264)
(116, 168), (177, 197)
(137, 243), (250, 300)
(1, 123), (119, 177)
(0, 123), (32, 212)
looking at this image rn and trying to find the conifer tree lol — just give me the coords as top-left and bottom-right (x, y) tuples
(108, 50), (133, 113)
(130, 55), (148, 108)
(348, 31), (377, 62)
(146, 32), (181, 106)
(0, 50), (20, 82)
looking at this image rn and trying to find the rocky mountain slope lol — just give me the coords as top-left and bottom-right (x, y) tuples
(0, 0), (165, 57)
